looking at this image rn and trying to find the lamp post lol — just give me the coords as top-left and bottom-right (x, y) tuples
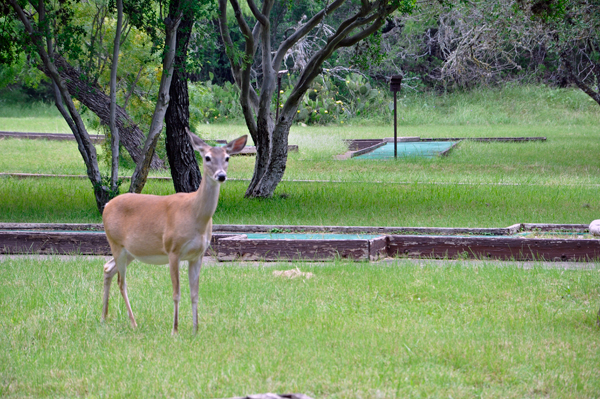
(389, 75), (402, 159)
(276, 70), (288, 121)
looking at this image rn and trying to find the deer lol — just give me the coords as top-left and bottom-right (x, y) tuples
(101, 130), (248, 334)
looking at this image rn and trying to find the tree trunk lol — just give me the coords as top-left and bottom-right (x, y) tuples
(165, 7), (201, 193)
(10, 0), (111, 213)
(246, 113), (273, 196)
(128, 14), (182, 193)
(47, 56), (165, 170)
(246, 109), (293, 197)
(108, 0), (123, 195)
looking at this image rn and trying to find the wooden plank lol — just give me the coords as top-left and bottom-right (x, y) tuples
(419, 137), (546, 142)
(349, 142), (387, 158)
(212, 224), (513, 236)
(440, 141), (461, 157)
(0, 222), (105, 231)
(387, 235), (600, 261)
(0, 231), (112, 255)
(0, 222), (522, 236)
(369, 236), (388, 261)
(521, 223), (588, 232)
(0, 230), (228, 255)
(343, 139), (384, 151)
(382, 137), (420, 142)
(0, 131), (105, 143)
(216, 237), (370, 261)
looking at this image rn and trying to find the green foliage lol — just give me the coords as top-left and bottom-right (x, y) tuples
(292, 73), (392, 125)
(188, 80), (243, 124)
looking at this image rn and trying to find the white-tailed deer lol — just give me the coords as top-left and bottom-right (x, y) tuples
(101, 131), (247, 334)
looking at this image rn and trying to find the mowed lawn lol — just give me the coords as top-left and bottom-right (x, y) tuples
(1, 85), (600, 398)
(1, 257), (599, 398)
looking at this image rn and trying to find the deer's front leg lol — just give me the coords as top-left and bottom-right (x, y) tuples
(188, 257), (203, 334)
(102, 258), (118, 322)
(169, 254), (181, 335)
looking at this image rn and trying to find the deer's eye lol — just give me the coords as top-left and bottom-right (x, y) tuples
(205, 156), (211, 162)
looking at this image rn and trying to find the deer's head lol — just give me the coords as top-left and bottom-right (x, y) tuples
(187, 128), (248, 184)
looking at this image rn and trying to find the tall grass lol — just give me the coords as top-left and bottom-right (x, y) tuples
(3, 84), (596, 133)
(1, 257), (598, 398)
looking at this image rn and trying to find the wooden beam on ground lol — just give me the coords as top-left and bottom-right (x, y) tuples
(215, 236), (371, 261)
(419, 137), (546, 142)
(2, 223), (597, 262)
(387, 235), (600, 262)
(0, 230), (231, 256)
(0, 131), (105, 143)
(0, 132), (297, 155)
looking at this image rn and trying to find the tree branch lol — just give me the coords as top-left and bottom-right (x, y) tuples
(222, 0), (259, 139)
(247, 0), (268, 26)
(272, 0), (346, 71)
(563, 53), (600, 105)
(129, 13), (183, 193)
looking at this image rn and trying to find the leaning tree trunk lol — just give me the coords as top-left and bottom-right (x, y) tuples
(44, 56), (165, 170)
(165, 6), (201, 193)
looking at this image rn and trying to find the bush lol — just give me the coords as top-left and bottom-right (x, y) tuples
(188, 72), (395, 127)
(189, 81), (243, 125)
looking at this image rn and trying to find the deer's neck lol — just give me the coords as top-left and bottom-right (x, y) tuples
(193, 178), (221, 226)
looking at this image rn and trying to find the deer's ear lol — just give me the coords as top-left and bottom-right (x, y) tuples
(225, 135), (248, 155)
(186, 127), (211, 153)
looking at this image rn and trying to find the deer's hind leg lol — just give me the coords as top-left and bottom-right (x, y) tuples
(169, 253), (181, 335)
(115, 250), (136, 328)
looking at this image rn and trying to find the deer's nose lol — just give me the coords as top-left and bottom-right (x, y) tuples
(216, 173), (227, 182)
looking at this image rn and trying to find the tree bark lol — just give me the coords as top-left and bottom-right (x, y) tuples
(165, 5), (201, 193)
(108, 0), (123, 195)
(128, 13), (182, 193)
(219, 0), (401, 198)
(11, 0), (111, 213)
(46, 56), (165, 170)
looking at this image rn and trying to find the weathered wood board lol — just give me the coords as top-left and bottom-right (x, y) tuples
(0, 231), (111, 255)
(215, 237), (371, 261)
(210, 223), (516, 236)
(1, 223), (597, 262)
(369, 236), (389, 261)
(0, 231), (233, 256)
(387, 235), (600, 261)
(0, 131), (105, 143)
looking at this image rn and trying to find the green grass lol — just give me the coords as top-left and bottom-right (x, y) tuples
(1, 84), (599, 226)
(0, 101), (72, 133)
(2, 123), (600, 185)
(1, 257), (599, 398)
(1, 177), (598, 226)
(1, 85), (600, 398)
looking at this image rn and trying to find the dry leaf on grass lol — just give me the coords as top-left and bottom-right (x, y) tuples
(273, 267), (314, 279)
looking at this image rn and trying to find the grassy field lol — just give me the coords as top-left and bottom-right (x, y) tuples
(1, 256), (599, 398)
(1, 85), (600, 398)
(1, 177), (599, 226)
(1, 100), (599, 226)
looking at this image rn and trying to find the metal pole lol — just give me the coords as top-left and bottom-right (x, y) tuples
(394, 90), (397, 159)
